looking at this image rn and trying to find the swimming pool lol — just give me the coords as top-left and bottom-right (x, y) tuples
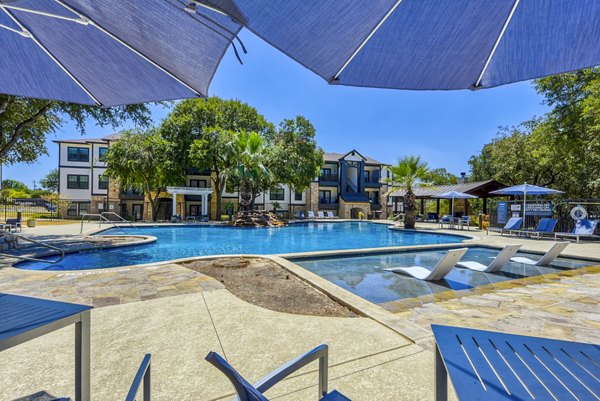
(17, 222), (465, 271)
(291, 247), (592, 304)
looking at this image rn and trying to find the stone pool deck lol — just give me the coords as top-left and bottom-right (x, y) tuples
(0, 221), (599, 400)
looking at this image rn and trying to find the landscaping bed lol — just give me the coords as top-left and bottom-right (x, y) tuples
(183, 257), (357, 317)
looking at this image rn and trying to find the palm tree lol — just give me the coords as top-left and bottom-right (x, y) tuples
(232, 131), (273, 211)
(386, 155), (431, 229)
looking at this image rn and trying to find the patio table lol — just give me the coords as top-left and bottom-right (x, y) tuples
(432, 324), (600, 401)
(0, 293), (92, 401)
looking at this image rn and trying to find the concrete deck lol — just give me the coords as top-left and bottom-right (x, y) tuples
(1, 221), (598, 400)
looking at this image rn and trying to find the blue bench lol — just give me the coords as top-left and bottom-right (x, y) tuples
(432, 324), (600, 401)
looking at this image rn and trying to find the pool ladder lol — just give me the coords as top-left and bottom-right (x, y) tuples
(0, 232), (65, 264)
(79, 212), (137, 234)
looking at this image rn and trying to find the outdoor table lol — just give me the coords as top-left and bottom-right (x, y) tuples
(432, 324), (600, 401)
(0, 293), (92, 401)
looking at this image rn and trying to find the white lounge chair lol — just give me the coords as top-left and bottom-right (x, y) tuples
(317, 211), (325, 219)
(510, 241), (569, 266)
(326, 211), (337, 219)
(456, 244), (521, 273)
(384, 248), (468, 281)
(307, 211), (316, 219)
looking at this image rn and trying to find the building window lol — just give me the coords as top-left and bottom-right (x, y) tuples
(319, 190), (331, 204)
(270, 187), (285, 201)
(321, 168), (331, 176)
(67, 202), (90, 216)
(189, 179), (207, 188)
(67, 147), (89, 162)
(67, 174), (89, 189)
(363, 170), (370, 182)
(294, 191), (303, 201)
(369, 191), (379, 204)
(98, 147), (108, 162)
(98, 175), (109, 190)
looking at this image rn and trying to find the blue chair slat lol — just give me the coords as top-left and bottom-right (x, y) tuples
(474, 337), (535, 401)
(321, 390), (351, 401)
(432, 325), (600, 401)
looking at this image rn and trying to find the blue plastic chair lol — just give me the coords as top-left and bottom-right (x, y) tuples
(499, 217), (523, 235)
(432, 324), (600, 401)
(555, 219), (599, 243)
(206, 344), (351, 401)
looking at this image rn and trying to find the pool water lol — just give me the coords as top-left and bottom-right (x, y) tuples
(17, 222), (465, 271)
(291, 247), (592, 304)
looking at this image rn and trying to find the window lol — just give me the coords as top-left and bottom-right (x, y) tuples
(294, 191), (303, 201)
(67, 202), (90, 216)
(369, 191), (379, 204)
(319, 190), (331, 204)
(67, 147), (89, 162)
(270, 187), (285, 201)
(363, 170), (370, 182)
(67, 203), (78, 217)
(98, 175), (109, 190)
(67, 174), (89, 189)
(320, 168), (331, 176)
(98, 147), (108, 162)
(78, 202), (89, 215)
(189, 179), (207, 188)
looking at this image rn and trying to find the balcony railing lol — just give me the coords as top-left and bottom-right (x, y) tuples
(318, 174), (338, 183)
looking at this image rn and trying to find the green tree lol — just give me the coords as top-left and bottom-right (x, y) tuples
(40, 168), (59, 193)
(386, 155), (431, 229)
(161, 97), (275, 217)
(1, 179), (29, 190)
(269, 116), (324, 216)
(230, 131), (274, 211)
(0, 95), (152, 165)
(188, 127), (236, 221)
(104, 128), (182, 221)
(425, 168), (458, 185)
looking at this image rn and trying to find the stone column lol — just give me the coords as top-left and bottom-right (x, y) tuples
(309, 181), (319, 213)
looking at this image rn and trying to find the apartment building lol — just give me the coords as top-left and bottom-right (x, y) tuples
(57, 134), (389, 220)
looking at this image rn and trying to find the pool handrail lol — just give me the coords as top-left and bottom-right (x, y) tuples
(0, 232), (65, 264)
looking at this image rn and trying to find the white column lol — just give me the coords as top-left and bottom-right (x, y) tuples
(172, 192), (177, 217)
(202, 193), (208, 216)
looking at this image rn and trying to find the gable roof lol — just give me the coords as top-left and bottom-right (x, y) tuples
(388, 180), (508, 198)
(323, 150), (387, 165)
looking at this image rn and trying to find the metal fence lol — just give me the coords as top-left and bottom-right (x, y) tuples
(488, 199), (600, 234)
(0, 198), (60, 221)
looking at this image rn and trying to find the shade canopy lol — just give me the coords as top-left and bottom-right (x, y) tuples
(490, 183), (564, 196)
(433, 191), (478, 200)
(201, 0), (600, 90)
(0, 0), (241, 106)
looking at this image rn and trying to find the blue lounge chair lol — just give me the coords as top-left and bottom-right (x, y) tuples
(517, 217), (558, 238)
(457, 216), (470, 230)
(432, 324), (600, 401)
(384, 248), (468, 281)
(296, 211), (305, 219)
(555, 219), (599, 243)
(427, 212), (439, 222)
(308, 211), (316, 219)
(439, 215), (452, 228)
(206, 344), (351, 401)
(497, 217), (522, 235)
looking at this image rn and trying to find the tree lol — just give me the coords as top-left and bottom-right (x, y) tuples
(269, 116), (324, 216)
(161, 97), (274, 217)
(1, 179), (29, 190)
(425, 168), (458, 185)
(104, 128), (182, 221)
(188, 127), (236, 221)
(386, 155), (431, 229)
(0, 95), (152, 165)
(40, 168), (59, 193)
(230, 131), (274, 211)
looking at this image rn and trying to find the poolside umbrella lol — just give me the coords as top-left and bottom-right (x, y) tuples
(0, 0), (242, 106)
(433, 191), (478, 225)
(197, 0), (600, 90)
(490, 183), (564, 226)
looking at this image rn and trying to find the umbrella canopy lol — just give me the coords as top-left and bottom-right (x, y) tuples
(200, 0), (600, 90)
(433, 191), (478, 200)
(490, 184), (564, 196)
(0, 0), (242, 106)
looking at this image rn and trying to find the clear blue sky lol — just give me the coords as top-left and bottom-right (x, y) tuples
(6, 30), (549, 187)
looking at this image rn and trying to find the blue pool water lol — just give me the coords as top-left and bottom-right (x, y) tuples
(17, 222), (465, 271)
(292, 247), (592, 304)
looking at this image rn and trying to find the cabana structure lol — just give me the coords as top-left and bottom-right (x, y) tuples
(167, 186), (213, 220)
(388, 180), (507, 217)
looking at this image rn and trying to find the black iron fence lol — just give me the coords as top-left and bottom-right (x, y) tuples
(488, 199), (600, 234)
(1, 198), (60, 221)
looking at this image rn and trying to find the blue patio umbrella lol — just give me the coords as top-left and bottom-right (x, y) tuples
(490, 183), (564, 223)
(0, 0), (243, 106)
(196, 0), (600, 90)
(433, 191), (478, 222)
